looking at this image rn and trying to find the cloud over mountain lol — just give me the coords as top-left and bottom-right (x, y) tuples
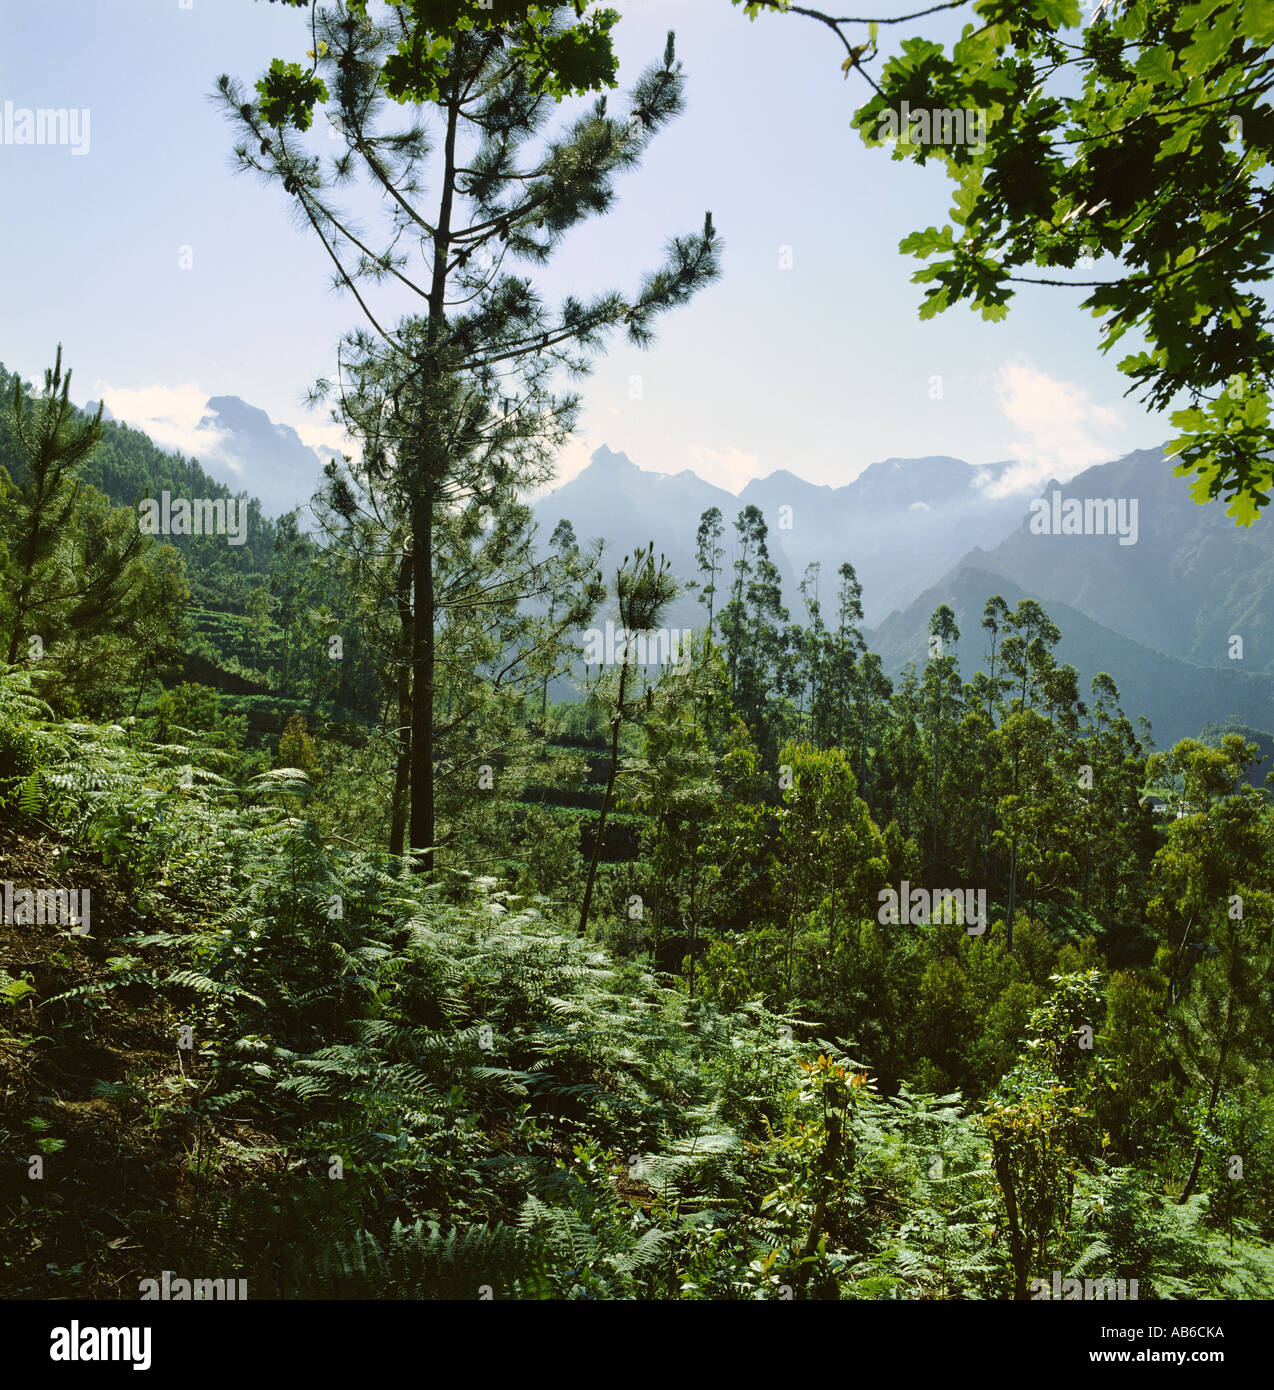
(985, 362), (1126, 497)
(86, 382), (347, 519)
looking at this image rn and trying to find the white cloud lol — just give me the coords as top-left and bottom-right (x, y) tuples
(984, 362), (1124, 496)
(90, 380), (239, 471)
(90, 379), (354, 468)
(294, 417), (357, 458)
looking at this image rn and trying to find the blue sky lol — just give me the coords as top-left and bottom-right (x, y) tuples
(0, 0), (1167, 500)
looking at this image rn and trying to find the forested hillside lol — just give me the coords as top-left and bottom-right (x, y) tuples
(0, 360), (381, 729)
(2, 345), (1272, 1303)
(870, 564), (1274, 749)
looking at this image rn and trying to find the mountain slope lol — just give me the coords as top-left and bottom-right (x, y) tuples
(869, 564), (1274, 749)
(196, 395), (336, 520)
(532, 445), (746, 632)
(969, 446), (1274, 672)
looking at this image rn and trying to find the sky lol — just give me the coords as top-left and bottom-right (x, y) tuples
(0, 0), (1168, 501)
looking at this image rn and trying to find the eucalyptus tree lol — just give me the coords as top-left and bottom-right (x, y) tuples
(619, 637), (721, 981)
(824, 561), (864, 756)
(993, 599), (1072, 946)
(1146, 743), (1273, 1203)
(220, 2), (721, 872)
(796, 561), (827, 742)
(851, 650), (893, 820)
(539, 518), (582, 727)
(976, 595), (1011, 883)
(693, 505), (725, 645)
(923, 603), (961, 866)
(717, 506), (787, 753)
(578, 543), (678, 938)
(718, 504), (764, 703)
(1074, 672), (1146, 917)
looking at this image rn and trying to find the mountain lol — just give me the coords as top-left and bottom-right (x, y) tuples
(735, 456), (1028, 624)
(868, 563), (1274, 750)
(533, 445), (747, 633)
(195, 396), (336, 520)
(12, 351), (1274, 745)
(0, 360), (281, 615)
(534, 447), (1034, 629)
(77, 388), (333, 521)
(963, 445), (1274, 673)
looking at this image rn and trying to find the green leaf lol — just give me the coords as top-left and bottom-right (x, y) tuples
(255, 59), (329, 132)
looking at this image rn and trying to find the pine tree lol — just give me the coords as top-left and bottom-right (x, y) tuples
(318, 391), (603, 863)
(1, 349), (102, 666)
(0, 348), (171, 709)
(220, 7), (720, 873)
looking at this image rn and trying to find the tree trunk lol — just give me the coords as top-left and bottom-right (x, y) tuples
(1178, 995), (1234, 1204)
(995, 1156), (1030, 1299)
(409, 495), (436, 873)
(390, 550), (412, 858)
(406, 83), (459, 875)
(578, 655), (628, 936)
(6, 513), (44, 665)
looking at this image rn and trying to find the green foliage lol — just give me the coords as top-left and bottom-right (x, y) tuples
(338, 1), (622, 107)
(256, 57), (329, 130)
(277, 714), (319, 776)
(0, 712), (39, 822)
(982, 970), (1110, 1297)
(4, 672), (1272, 1298)
(2, 342), (1271, 1301)
(747, 0), (1274, 520)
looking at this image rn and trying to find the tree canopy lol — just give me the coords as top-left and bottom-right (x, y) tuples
(735, 0), (1274, 524)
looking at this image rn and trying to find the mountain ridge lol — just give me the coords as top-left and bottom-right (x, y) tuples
(535, 445), (1038, 627)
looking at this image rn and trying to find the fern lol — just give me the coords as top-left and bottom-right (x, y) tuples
(313, 1217), (543, 1299)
